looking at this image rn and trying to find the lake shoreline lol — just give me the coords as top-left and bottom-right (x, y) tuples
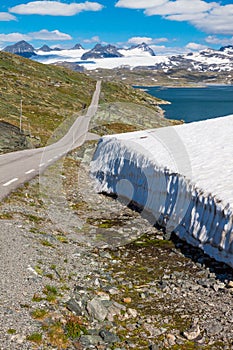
(135, 85), (233, 123)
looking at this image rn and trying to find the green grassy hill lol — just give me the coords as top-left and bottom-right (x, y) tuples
(0, 51), (163, 146)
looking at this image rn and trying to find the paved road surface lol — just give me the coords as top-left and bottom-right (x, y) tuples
(0, 80), (101, 200)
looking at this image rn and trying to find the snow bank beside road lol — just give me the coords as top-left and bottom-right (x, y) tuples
(90, 115), (233, 268)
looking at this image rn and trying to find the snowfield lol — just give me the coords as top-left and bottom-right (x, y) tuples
(90, 115), (233, 268)
(33, 45), (233, 72)
(35, 48), (169, 69)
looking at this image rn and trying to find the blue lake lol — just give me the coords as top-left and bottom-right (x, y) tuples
(138, 85), (233, 123)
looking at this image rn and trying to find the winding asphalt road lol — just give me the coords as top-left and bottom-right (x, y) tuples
(0, 80), (101, 200)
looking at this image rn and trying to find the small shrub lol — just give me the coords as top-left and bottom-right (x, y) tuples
(40, 239), (54, 248)
(32, 293), (44, 302)
(31, 308), (48, 320)
(65, 315), (88, 339)
(43, 285), (58, 302)
(26, 332), (42, 344)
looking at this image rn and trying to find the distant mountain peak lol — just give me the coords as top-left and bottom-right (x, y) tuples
(70, 43), (84, 50)
(3, 40), (36, 58)
(219, 45), (233, 53)
(37, 44), (61, 52)
(38, 44), (52, 52)
(128, 42), (155, 56)
(81, 43), (123, 60)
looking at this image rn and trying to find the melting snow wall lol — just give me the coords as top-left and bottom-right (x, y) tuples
(90, 118), (233, 268)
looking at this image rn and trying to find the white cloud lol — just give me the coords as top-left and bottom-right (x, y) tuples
(145, 0), (215, 16)
(166, 12), (207, 22)
(154, 37), (169, 44)
(0, 29), (72, 43)
(185, 42), (207, 51)
(151, 44), (189, 55)
(128, 36), (169, 45)
(191, 5), (233, 35)
(0, 12), (17, 21)
(115, 0), (233, 36)
(115, 0), (167, 9)
(0, 33), (30, 42)
(83, 35), (100, 43)
(128, 37), (153, 45)
(30, 29), (71, 40)
(10, 1), (104, 16)
(205, 35), (233, 46)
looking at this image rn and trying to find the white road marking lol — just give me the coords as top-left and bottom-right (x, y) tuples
(25, 169), (35, 174)
(48, 159), (53, 163)
(54, 156), (58, 159)
(39, 163), (45, 167)
(3, 178), (18, 187)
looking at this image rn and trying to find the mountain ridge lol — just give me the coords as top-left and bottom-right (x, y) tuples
(2, 40), (233, 74)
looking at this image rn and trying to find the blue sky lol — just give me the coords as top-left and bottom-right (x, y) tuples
(0, 0), (233, 54)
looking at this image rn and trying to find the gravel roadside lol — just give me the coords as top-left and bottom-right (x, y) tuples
(0, 149), (232, 350)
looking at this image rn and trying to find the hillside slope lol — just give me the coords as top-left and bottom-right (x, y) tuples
(0, 51), (163, 147)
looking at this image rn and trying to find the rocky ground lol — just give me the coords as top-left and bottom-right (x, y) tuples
(0, 141), (232, 350)
(0, 121), (38, 154)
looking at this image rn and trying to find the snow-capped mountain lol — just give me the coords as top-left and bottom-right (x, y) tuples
(119, 42), (155, 57)
(38, 44), (62, 52)
(2, 40), (233, 73)
(70, 43), (84, 50)
(3, 40), (36, 58)
(159, 47), (233, 72)
(81, 44), (123, 60)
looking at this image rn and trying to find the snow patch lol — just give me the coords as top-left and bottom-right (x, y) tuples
(90, 115), (233, 268)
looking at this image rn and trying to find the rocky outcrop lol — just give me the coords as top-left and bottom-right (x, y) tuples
(0, 121), (34, 154)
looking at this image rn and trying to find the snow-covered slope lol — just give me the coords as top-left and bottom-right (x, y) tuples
(90, 115), (233, 268)
(34, 48), (87, 64)
(2, 40), (233, 72)
(119, 43), (155, 57)
(34, 48), (168, 69)
(32, 46), (233, 72)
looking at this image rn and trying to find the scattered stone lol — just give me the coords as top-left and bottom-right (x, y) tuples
(166, 333), (176, 346)
(123, 297), (132, 304)
(226, 281), (233, 288)
(108, 287), (119, 295)
(99, 329), (120, 343)
(66, 298), (82, 315)
(183, 321), (201, 341)
(205, 323), (223, 336)
(99, 251), (112, 259)
(128, 308), (138, 318)
(149, 344), (160, 350)
(79, 334), (104, 347)
(87, 297), (108, 321)
(10, 334), (26, 344)
(144, 324), (167, 337)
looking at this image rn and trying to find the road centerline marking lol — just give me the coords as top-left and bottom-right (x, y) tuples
(25, 169), (35, 175)
(3, 178), (19, 187)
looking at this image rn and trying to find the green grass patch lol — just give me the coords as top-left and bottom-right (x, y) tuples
(26, 332), (43, 344)
(31, 308), (49, 320)
(65, 315), (88, 339)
